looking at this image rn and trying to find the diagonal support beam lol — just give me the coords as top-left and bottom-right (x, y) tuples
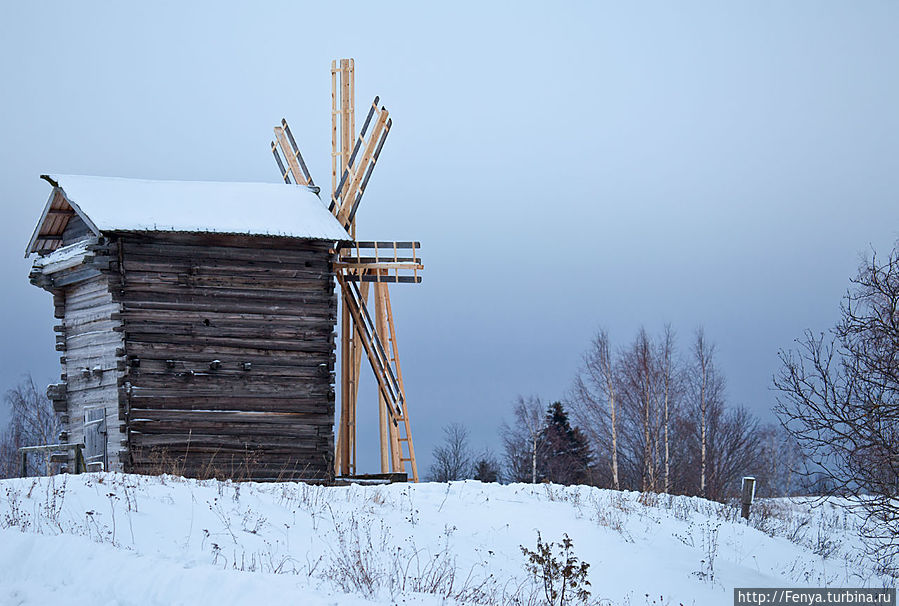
(336, 272), (404, 425)
(329, 97), (380, 212)
(273, 124), (309, 186)
(336, 108), (389, 228)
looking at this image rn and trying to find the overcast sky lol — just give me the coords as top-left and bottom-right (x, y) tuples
(1, 2), (897, 474)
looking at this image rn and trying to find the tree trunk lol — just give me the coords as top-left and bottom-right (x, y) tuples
(663, 362), (670, 494)
(609, 389), (620, 490)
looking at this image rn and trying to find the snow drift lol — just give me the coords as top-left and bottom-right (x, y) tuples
(0, 474), (892, 605)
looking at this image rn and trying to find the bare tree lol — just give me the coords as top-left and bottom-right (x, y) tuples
(618, 328), (660, 492)
(754, 423), (803, 497)
(657, 325), (677, 493)
(775, 245), (899, 572)
(500, 395), (546, 484)
(571, 329), (620, 489)
(428, 423), (473, 482)
(690, 328), (721, 498)
(0, 375), (60, 478)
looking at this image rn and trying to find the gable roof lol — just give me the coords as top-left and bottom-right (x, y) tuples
(26, 174), (350, 256)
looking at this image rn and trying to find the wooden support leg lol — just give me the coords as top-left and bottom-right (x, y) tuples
(349, 281), (369, 473)
(336, 303), (351, 476)
(373, 282), (391, 473)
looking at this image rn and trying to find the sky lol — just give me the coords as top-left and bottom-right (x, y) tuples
(1, 2), (897, 475)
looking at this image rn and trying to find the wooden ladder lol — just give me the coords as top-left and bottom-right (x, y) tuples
(381, 283), (418, 482)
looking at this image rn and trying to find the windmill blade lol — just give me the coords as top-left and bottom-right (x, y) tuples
(336, 108), (389, 227)
(344, 118), (392, 229)
(281, 119), (315, 187)
(271, 141), (291, 184)
(330, 96), (379, 212)
(274, 123), (311, 186)
(336, 271), (404, 423)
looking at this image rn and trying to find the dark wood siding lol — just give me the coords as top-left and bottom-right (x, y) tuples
(109, 232), (337, 482)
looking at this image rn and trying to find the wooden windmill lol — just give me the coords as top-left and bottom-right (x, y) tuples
(270, 59), (421, 481)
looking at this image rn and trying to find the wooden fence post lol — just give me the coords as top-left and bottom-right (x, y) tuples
(20, 451), (27, 478)
(741, 476), (756, 520)
(74, 444), (85, 474)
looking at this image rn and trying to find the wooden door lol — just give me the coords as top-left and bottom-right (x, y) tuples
(83, 407), (107, 471)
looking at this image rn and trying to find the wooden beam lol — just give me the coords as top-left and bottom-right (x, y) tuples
(374, 283), (390, 473)
(271, 141), (291, 184)
(343, 241), (421, 250)
(331, 59), (339, 199)
(344, 118), (392, 228)
(281, 119), (314, 186)
(274, 126), (308, 186)
(336, 108), (389, 228)
(335, 273), (403, 423)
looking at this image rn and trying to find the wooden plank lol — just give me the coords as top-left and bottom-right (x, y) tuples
(274, 126), (308, 186)
(336, 108), (388, 227)
(341, 275), (422, 284)
(344, 241), (422, 250)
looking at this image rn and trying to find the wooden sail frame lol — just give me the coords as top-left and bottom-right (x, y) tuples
(274, 59), (419, 482)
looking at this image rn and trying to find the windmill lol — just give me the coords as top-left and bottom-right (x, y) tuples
(270, 59), (421, 482)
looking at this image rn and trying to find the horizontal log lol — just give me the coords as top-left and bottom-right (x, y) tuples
(123, 332), (334, 354)
(128, 356), (332, 373)
(116, 231), (334, 253)
(119, 241), (331, 265)
(53, 267), (102, 288)
(121, 257), (333, 277)
(128, 431), (331, 451)
(123, 341), (335, 366)
(129, 381), (332, 399)
(116, 290), (336, 313)
(127, 394), (335, 412)
(129, 408), (332, 424)
(121, 272), (334, 292)
(117, 298), (336, 317)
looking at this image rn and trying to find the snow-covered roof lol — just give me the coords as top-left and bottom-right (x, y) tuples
(27, 174), (350, 255)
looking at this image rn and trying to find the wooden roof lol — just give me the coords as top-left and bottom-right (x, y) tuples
(26, 174), (350, 256)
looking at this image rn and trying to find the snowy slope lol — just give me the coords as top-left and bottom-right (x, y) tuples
(0, 474), (892, 605)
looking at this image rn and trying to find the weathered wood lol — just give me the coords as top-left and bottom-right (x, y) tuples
(33, 228), (337, 483)
(117, 233), (336, 481)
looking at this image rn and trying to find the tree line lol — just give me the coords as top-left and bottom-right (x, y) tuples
(430, 326), (802, 502)
(429, 241), (899, 573)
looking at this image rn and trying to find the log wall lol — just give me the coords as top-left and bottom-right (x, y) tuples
(62, 275), (126, 469)
(110, 232), (337, 482)
(31, 238), (127, 472)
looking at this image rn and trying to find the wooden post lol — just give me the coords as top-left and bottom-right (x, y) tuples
(20, 451), (27, 478)
(75, 444), (85, 474)
(373, 280), (391, 473)
(741, 476), (756, 519)
(335, 57), (360, 478)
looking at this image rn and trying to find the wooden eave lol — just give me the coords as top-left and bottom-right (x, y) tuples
(25, 175), (101, 257)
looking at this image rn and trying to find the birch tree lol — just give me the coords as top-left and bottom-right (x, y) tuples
(501, 395), (546, 484)
(657, 325), (676, 493)
(571, 329), (620, 489)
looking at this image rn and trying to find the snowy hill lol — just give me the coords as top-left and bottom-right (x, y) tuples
(0, 474), (892, 605)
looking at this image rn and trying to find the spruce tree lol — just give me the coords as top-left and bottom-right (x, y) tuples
(538, 402), (593, 485)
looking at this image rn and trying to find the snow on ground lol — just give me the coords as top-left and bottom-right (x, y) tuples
(0, 474), (893, 605)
